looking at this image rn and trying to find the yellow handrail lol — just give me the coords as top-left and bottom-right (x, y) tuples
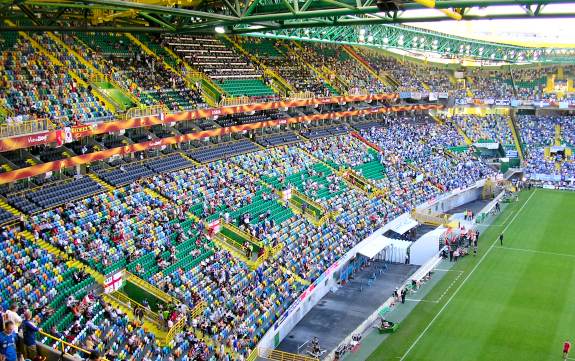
(224, 222), (264, 248)
(291, 189), (326, 215)
(219, 96), (252, 107)
(38, 330), (110, 361)
(164, 315), (186, 344)
(124, 104), (168, 120)
(124, 271), (176, 304)
(190, 300), (207, 319)
(0, 118), (54, 138)
(288, 91), (316, 100)
(110, 290), (162, 324)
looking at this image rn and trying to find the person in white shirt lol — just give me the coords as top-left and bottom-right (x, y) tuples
(3, 305), (22, 334)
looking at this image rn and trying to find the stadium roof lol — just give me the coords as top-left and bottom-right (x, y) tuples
(2, 0), (575, 63)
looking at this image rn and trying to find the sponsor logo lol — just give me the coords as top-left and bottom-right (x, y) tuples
(27, 134), (48, 144)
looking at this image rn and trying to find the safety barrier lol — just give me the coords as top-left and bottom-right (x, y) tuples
(124, 105), (168, 120)
(289, 91), (316, 100)
(111, 290), (162, 324)
(410, 209), (452, 226)
(164, 316), (186, 345)
(259, 347), (319, 361)
(124, 270), (176, 304)
(190, 300), (207, 318)
(39, 330), (110, 360)
(0, 118), (54, 138)
(219, 96), (252, 107)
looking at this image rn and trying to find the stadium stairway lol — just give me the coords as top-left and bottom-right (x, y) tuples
(3, 20), (118, 114)
(279, 265), (311, 286)
(296, 145), (372, 196)
(507, 113), (525, 161)
(160, 44), (225, 106)
(0, 196), (22, 219)
(343, 46), (399, 89)
(102, 292), (169, 343)
(143, 187), (171, 205)
(45, 32), (135, 112)
(350, 131), (384, 153)
(451, 119), (474, 145)
(288, 42), (343, 95)
(222, 35), (294, 96)
(126, 33), (178, 75)
(87, 173), (116, 192)
(178, 151), (202, 166)
(213, 232), (259, 268)
(21, 230), (105, 284)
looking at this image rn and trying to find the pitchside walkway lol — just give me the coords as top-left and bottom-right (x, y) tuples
(276, 262), (418, 357)
(343, 199), (510, 361)
(342, 260), (456, 361)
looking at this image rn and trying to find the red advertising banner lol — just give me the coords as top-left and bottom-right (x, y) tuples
(0, 93), (399, 152)
(0, 103), (441, 184)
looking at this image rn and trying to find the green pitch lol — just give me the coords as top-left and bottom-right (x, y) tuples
(367, 189), (575, 361)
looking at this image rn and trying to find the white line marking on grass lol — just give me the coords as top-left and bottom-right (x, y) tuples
(399, 190), (537, 361)
(494, 246), (575, 259)
(405, 299), (439, 304)
(436, 270), (464, 303)
(407, 270), (464, 304)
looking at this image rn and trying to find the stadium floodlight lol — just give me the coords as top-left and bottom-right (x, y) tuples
(215, 26), (225, 34)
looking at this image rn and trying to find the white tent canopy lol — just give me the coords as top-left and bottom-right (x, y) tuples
(357, 236), (393, 259)
(393, 218), (418, 235)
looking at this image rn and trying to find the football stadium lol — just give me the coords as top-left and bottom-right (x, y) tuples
(1, 1), (575, 360)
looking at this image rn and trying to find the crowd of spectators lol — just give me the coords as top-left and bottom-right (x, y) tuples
(452, 114), (513, 144)
(518, 115), (575, 179)
(0, 116), (501, 360)
(0, 33), (112, 127)
(300, 43), (391, 94)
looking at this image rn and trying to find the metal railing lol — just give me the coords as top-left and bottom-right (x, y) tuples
(124, 104), (168, 120)
(224, 222), (264, 248)
(190, 300), (207, 319)
(259, 347), (319, 361)
(219, 96), (252, 107)
(289, 91), (316, 100)
(411, 209), (452, 226)
(111, 290), (162, 324)
(164, 315), (186, 344)
(0, 118), (54, 138)
(39, 330), (110, 361)
(124, 270), (176, 304)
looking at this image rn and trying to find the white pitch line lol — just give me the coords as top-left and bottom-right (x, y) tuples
(407, 270), (464, 304)
(494, 246), (575, 259)
(435, 269), (464, 303)
(399, 190), (537, 361)
(405, 299), (439, 304)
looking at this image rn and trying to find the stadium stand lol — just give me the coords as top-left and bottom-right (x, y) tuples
(162, 35), (275, 98)
(0, 33), (113, 126)
(3, 25), (575, 361)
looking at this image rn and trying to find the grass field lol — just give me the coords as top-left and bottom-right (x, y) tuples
(367, 189), (575, 361)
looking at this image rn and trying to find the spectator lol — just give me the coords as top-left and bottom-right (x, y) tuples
(3, 306), (21, 334)
(0, 321), (18, 361)
(22, 310), (40, 359)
